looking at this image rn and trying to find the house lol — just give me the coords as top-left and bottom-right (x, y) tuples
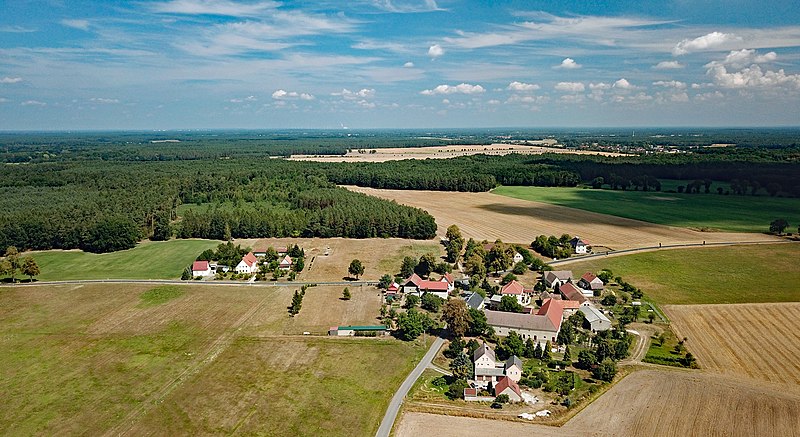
(402, 273), (423, 294)
(494, 376), (523, 402)
(504, 356), (523, 383)
(484, 308), (561, 347)
(439, 272), (456, 292)
(275, 247), (288, 255)
(192, 260), (213, 277)
(278, 255), (293, 270)
(328, 325), (388, 336)
(500, 280), (530, 305)
(513, 252), (524, 264)
(579, 306), (613, 332)
(544, 270), (573, 289)
(537, 298), (581, 319)
(465, 291), (485, 310)
(387, 282), (400, 295)
(570, 236), (589, 254)
(579, 272), (605, 291)
(253, 246), (269, 258)
(559, 282), (589, 305)
(473, 343), (524, 389)
(235, 252), (259, 274)
(403, 273), (450, 299)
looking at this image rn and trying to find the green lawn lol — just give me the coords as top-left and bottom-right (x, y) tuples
(564, 243), (800, 305)
(28, 239), (220, 281)
(492, 185), (800, 233)
(643, 328), (694, 368)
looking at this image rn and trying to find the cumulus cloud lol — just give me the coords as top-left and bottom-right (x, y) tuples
(507, 81), (540, 92)
(706, 49), (777, 69)
(0, 77), (23, 84)
(707, 64), (800, 90)
(653, 80), (687, 89)
(653, 60), (684, 70)
(556, 58), (581, 69)
(61, 19), (90, 30)
(613, 78), (635, 89)
(420, 83), (485, 95)
(428, 44), (444, 58)
(272, 89), (315, 100)
(403, 61), (414, 68)
(90, 97), (120, 104)
(554, 82), (585, 92)
(673, 31), (741, 56)
(589, 82), (611, 90)
(333, 88), (376, 100)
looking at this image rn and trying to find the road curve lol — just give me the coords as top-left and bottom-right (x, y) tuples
(376, 336), (445, 437)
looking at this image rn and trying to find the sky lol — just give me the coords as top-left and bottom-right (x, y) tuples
(1, 0), (799, 130)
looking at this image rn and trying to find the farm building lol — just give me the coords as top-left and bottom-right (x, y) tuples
(544, 270), (573, 289)
(253, 246), (269, 258)
(579, 272), (604, 291)
(538, 298), (580, 319)
(579, 306), (613, 332)
(473, 343), (523, 388)
(499, 280), (530, 305)
(235, 252), (259, 274)
(570, 236), (589, 254)
(328, 325), (388, 336)
(192, 260), (213, 277)
(465, 291), (485, 310)
(484, 308), (561, 347)
(559, 282), (590, 304)
(402, 273), (450, 299)
(494, 376), (523, 402)
(278, 255), (293, 270)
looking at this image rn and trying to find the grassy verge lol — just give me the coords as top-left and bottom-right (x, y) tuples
(493, 185), (800, 233)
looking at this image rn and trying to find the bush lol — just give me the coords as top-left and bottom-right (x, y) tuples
(446, 379), (468, 400)
(431, 376), (448, 388)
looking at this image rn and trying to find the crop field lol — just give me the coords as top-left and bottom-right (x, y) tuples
(26, 239), (220, 281)
(346, 187), (777, 250)
(665, 303), (800, 385)
(0, 282), (417, 435)
(563, 243), (800, 304)
(493, 185), (800, 233)
(396, 369), (800, 437)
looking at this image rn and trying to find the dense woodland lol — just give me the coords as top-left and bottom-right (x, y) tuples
(1, 130), (799, 252)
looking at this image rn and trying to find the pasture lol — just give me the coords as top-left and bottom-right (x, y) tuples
(347, 186), (777, 250)
(493, 185), (800, 233)
(0, 282), (416, 435)
(563, 243), (800, 304)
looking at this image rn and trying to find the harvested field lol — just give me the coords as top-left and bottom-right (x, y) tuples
(665, 303), (800, 385)
(396, 369), (800, 437)
(346, 187), (775, 250)
(288, 142), (627, 163)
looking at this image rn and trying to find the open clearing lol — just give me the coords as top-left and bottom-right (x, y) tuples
(666, 303), (800, 385)
(493, 185), (800, 233)
(0, 282), (416, 435)
(396, 369), (800, 437)
(346, 186), (776, 250)
(288, 142), (627, 163)
(564, 243), (800, 304)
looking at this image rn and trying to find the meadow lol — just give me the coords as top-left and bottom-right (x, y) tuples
(493, 185), (800, 233)
(562, 243), (800, 305)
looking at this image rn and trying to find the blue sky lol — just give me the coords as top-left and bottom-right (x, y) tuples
(1, 0), (799, 129)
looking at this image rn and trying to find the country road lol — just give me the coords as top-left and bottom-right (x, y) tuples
(6, 278), (377, 288)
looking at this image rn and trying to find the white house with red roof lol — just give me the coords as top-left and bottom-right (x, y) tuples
(278, 255), (293, 270)
(570, 236), (589, 254)
(439, 272), (455, 292)
(192, 260), (212, 277)
(386, 282), (400, 295)
(579, 272), (605, 291)
(403, 273), (450, 299)
(499, 280), (530, 305)
(235, 252), (259, 274)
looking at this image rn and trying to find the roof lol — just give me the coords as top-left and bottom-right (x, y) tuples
(485, 309), (561, 333)
(559, 283), (587, 304)
(387, 282), (400, 292)
(581, 272), (598, 282)
(544, 270), (573, 283)
(570, 236), (588, 247)
(441, 272), (455, 284)
(579, 306), (612, 324)
(419, 280), (449, 291)
(192, 260), (209, 271)
(505, 355), (523, 370)
(464, 388), (478, 397)
(500, 280), (525, 295)
(279, 255), (292, 266)
(495, 376), (522, 398)
(241, 252), (258, 268)
(535, 298), (568, 331)
(337, 325), (387, 331)
(405, 273), (423, 287)
(475, 366), (506, 377)
(465, 292), (485, 309)
(474, 342), (496, 362)
(276, 247), (288, 253)
(253, 246), (269, 254)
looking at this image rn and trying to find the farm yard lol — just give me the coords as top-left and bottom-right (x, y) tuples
(346, 186), (778, 250)
(0, 282), (420, 435)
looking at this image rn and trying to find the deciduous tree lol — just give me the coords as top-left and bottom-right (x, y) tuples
(348, 259), (365, 279)
(442, 299), (471, 337)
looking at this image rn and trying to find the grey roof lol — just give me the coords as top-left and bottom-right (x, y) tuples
(544, 270), (573, 284)
(474, 342), (496, 362)
(484, 310), (559, 332)
(465, 292), (485, 309)
(579, 306), (611, 324)
(505, 355), (523, 370)
(475, 366), (505, 377)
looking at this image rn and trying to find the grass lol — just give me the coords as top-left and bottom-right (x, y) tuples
(564, 243), (800, 305)
(643, 328), (693, 368)
(375, 241), (443, 276)
(138, 285), (184, 307)
(27, 239), (220, 281)
(492, 184), (800, 233)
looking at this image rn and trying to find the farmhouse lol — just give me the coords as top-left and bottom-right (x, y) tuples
(235, 252), (259, 274)
(253, 246), (269, 258)
(579, 272), (604, 291)
(440, 272), (456, 292)
(495, 376), (523, 402)
(278, 255), (293, 270)
(473, 343), (523, 389)
(499, 280), (530, 305)
(484, 308), (561, 347)
(559, 282), (590, 304)
(579, 306), (613, 332)
(386, 282), (400, 295)
(538, 298), (580, 319)
(570, 236), (589, 254)
(402, 273), (450, 299)
(544, 270), (573, 289)
(192, 260), (213, 277)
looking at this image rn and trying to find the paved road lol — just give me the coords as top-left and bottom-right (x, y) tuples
(8, 278), (377, 288)
(376, 336), (445, 437)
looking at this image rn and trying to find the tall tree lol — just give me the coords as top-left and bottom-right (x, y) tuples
(450, 351), (473, 380)
(442, 299), (471, 337)
(400, 256), (417, 278)
(445, 224), (464, 263)
(21, 257), (40, 281)
(348, 259), (365, 279)
(415, 253), (436, 278)
(498, 295), (524, 313)
(4, 246), (20, 283)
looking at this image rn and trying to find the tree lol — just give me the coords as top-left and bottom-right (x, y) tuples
(445, 224), (465, 263)
(444, 337), (466, 359)
(601, 294), (617, 307)
(378, 273), (393, 290)
(500, 272), (517, 285)
(647, 313), (656, 324)
(511, 262), (527, 275)
(770, 219), (789, 235)
(577, 350), (597, 369)
(466, 308), (488, 336)
(533, 342), (543, 359)
(498, 295), (524, 313)
(150, 212), (172, 241)
(21, 257), (40, 281)
(542, 341), (552, 361)
(404, 294), (420, 309)
(442, 299), (471, 337)
(502, 331), (525, 358)
(4, 246), (20, 282)
(557, 322), (574, 346)
(494, 394), (510, 404)
(395, 309), (434, 341)
(597, 269), (614, 284)
(421, 293), (444, 312)
(446, 378), (468, 400)
(292, 257), (305, 273)
(181, 266), (192, 280)
(563, 345), (572, 363)
(82, 217), (141, 253)
(348, 259), (365, 279)
(400, 256), (417, 278)
(415, 253), (436, 278)
(342, 287), (351, 300)
(592, 358), (617, 382)
(450, 351), (473, 380)
(486, 243), (512, 274)
(464, 254), (486, 279)
(289, 290), (303, 316)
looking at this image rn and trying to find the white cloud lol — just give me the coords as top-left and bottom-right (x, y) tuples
(403, 61), (415, 68)
(369, 0), (443, 13)
(707, 64), (800, 90)
(0, 77), (23, 84)
(506, 94), (547, 104)
(653, 60), (684, 70)
(272, 89), (315, 100)
(0, 97), (9, 103)
(487, 99), (500, 105)
(150, 0), (278, 16)
(706, 49), (777, 69)
(589, 82), (611, 90)
(653, 80), (687, 89)
(420, 83), (485, 95)
(21, 100), (46, 106)
(333, 88), (376, 100)
(61, 19), (90, 30)
(557, 58), (581, 69)
(90, 97), (120, 104)
(554, 82), (585, 92)
(694, 91), (724, 101)
(672, 31), (741, 56)
(229, 95), (257, 103)
(507, 81), (540, 91)
(0, 25), (37, 33)
(613, 78), (635, 89)
(428, 44), (444, 58)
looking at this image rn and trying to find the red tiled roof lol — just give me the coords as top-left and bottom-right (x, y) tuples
(279, 255), (292, 266)
(536, 298), (567, 330)
(501, 280), (525, 295)
(405, 273), (423, 287)
(419, 280), (449, 291)
(441, 272), (455, 284)
(192, 261), (209, 271)
(276, 247), (288, 254)
(242, 252), (258, 268)
(581, 272), (598, 282)
(495, 376), (521, 398)
(559, 282), (586, 303)
(387, 282), (400, 292)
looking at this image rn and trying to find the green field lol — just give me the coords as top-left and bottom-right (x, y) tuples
(563, 243), (800, 305)
(493, 185), (800, 233)
(26, 239), (220, 281)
